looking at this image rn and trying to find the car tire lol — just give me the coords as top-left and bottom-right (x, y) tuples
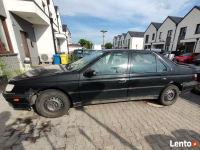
(35, 89), (71, 118)
(185, 59), (189, 63)
(158, 85), (179, 106)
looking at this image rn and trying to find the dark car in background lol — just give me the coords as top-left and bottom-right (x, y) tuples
(172, 52), (200, 63)
(73, 49), (96, 60)
(3, 50), (198, 118)
(193, 54), (200, 65)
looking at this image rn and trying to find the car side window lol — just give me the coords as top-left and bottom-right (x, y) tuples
(132, 53), (156, 73)
(157, 59), (167, 72)
(91, 52), (129, 75)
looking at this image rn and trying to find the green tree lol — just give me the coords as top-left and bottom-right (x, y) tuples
(84, 41), (93, 49)
(105, 42), (113, 49)
(78, 39), (87, 47)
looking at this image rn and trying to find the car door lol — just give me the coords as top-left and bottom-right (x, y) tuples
(79, 51), (130, 105)
(128, 52), (170, 100)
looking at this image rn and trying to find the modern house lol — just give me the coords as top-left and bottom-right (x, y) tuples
(113, 31), (144, 49)
(173, 6), (200, 52)
(143, 22), (162, 49)
(113, 36), (118, 49)
(124, 31), (144, 49)
(154, 16), (182, 50)
(0, 0), (71, 66)
(143, 5), (200, 52)
(120, 33), (127, 49)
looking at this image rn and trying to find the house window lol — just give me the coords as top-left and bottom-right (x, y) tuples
(145, 35), (149, 43)
(180, 27), (187, 36)
(167, 30), (173, 37)
(195, 24), (200, 34)
(159, 32), (162, 39)
(123, 40), (124, 44)
(0, 18), (13, 54)
(42, 1), (46, 12)
(152, 33), (155, 40)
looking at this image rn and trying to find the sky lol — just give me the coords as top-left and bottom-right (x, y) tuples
(54, 0), (200, 45)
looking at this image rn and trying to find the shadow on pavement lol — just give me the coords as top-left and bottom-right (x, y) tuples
(76, 107), (139, 150)
(181, 92), (200, 106)
(145, 129), (200, 149)
(0, 111), (57, 150)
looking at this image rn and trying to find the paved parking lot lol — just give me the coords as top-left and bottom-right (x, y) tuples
(0, 92), (199, 150)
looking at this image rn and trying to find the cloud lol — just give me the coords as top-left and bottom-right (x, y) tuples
(54, 0), (194, 24)
(129, 26), (146, 32)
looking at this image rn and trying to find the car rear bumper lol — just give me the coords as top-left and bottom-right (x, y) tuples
(182, 81), (198, 94)
(3, 91), (32, 110)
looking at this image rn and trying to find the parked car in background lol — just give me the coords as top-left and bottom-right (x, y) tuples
(73, 49), (96, 60)
(193, 54), (200, 65)
(3, 50), (198, 118)
(172, 52), (200, 63)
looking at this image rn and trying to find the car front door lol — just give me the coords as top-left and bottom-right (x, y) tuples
(79, 51), (130, 105)
(128, 52), (170, 100)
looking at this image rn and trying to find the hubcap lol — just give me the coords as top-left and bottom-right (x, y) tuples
(44, 97), (63, 112)
(164, 89), (176, 101)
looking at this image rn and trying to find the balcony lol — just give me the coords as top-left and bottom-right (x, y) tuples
(5, 0), (49, 25)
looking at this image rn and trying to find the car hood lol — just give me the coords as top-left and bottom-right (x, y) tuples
(9, 65), (77, 84)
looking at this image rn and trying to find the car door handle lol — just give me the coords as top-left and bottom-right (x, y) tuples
(161, 78), (167, 80)
(119, 79), (126, 83)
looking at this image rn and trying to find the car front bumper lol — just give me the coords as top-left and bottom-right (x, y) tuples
(3, 91), (32, 110)
(182, 81), (198, 94)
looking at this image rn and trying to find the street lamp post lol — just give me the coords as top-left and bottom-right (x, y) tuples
(101, 30), (107, 49)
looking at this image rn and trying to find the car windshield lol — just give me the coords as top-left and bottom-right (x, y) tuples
(181, 53), (192, 56)
(68, 51), (104, 71)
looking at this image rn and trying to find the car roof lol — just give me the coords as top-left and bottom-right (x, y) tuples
(102, 49), (154, 54)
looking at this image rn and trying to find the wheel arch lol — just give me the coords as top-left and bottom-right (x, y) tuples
(168, 82), (182, 91)
(31, 87), (74, 107)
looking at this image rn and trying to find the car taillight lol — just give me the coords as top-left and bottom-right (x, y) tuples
(195, 74), (197, 80)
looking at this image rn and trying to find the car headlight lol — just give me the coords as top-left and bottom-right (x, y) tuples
(5, 84), (15, 92)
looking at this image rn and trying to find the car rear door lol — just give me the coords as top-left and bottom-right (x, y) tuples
(128, 52), (170, 100)
(79, 51), (131, 105)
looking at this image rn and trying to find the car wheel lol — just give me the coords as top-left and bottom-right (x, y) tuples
(36, 89), (71, 118)
(158, 85), (179, 106)
(185, 59), (189, 63)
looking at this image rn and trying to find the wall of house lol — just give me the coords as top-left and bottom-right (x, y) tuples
(143, 24), (157, 49)
(131, 37), (144, 50)
(156, 18), (176, 50)
(10, 13), (39, 62)
(0, 0), (6, 17)
(124, 33), (131, 48)
(59, 39), (68, 53)
(34, 24), (55, 55)
(35, 0), (48, 15)
(69, 46), (82, 53)
(173, 8), (200, 51)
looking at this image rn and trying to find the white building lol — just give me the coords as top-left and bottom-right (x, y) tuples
(113, 31), (144, 49)
(143, 6), (200, 53)
(143, 22), (162, 49)
(173, 6), (200, 52)
(113, 36), (118, 49)
(124, 31), (144, 49)
(1, 0), (71, 65)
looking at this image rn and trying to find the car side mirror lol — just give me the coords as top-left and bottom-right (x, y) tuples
(84, 69), (96, 77)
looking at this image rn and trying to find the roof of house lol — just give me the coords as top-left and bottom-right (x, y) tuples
(68, 44), (82, 47)
(122, 33), (127, 38)
(118, 35), (122, 39)
(177, 6), (200, 25)
(114, 36), (118, 39)
(127, 31), (144, 37)
(151, 22), (162, 29)
(168, 16), (183, 24)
